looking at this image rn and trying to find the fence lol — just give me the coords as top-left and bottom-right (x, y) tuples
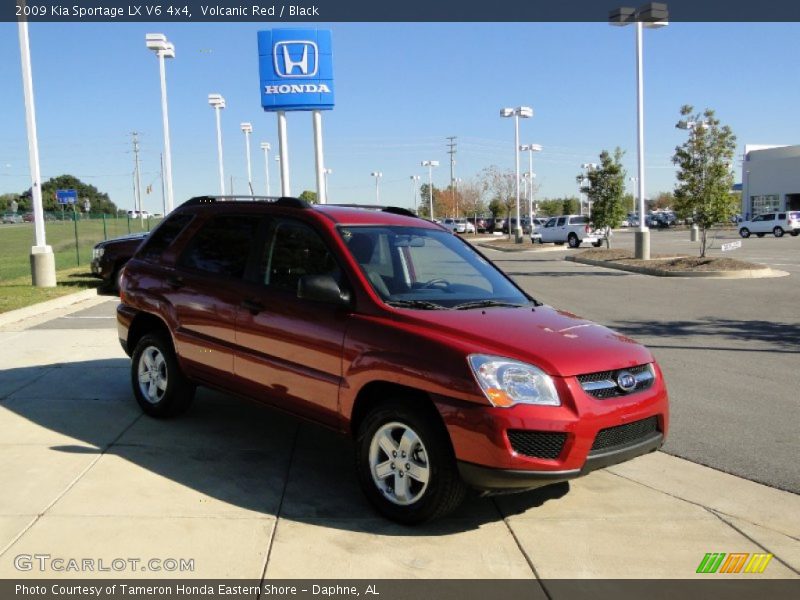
(0, 212), (161, 281)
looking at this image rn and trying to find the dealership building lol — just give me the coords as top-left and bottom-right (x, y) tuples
(741, 144), (800, 218)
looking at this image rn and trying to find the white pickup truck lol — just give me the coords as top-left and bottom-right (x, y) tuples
(532, 214), (603, 248)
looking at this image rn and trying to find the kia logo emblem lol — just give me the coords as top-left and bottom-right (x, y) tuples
(616, 371), (637, 392)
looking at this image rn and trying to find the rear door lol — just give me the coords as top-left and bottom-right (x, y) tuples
(234, 217), (349, 426)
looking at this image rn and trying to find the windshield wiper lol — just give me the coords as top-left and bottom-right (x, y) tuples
(386, 300), (448, 310)
(453, 300), (527, 310)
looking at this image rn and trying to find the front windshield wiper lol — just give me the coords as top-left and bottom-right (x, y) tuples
(385, 300), (448, 310)
(453, 300), (528, 310)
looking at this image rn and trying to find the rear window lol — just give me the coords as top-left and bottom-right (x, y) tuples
(789, 212), (800, 220)
(139, 213), (193, 262)
(569, 216), (589, 225)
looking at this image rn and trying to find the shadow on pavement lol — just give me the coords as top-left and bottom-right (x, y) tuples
(0, 359), (570, 535)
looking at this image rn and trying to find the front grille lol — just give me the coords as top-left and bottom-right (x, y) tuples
(589, 416), (659, 454)
(508, 430), (567, 459)
(577, 364), (654, 399)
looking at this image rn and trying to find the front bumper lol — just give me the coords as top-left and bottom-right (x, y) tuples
(458, 431), (663, 491)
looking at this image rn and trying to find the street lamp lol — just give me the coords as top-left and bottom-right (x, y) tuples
(581, 163), (598, 216)
(324, 168), (333, 201)
(241, 122), (253, 195)
(628, 176), (638, 215)
(260, 142), (271, 196)
(520, 144), (542, 221)
(500, 106), (533, 243)
(370, 172), (383, 203)
(421, 160), (439, 219)
(410, 175), (421, 214)
(454, 177), (463, 218)
(145, 33), (175, 214)
(207, 93), (226, 196)
(610, 2), (668, 259)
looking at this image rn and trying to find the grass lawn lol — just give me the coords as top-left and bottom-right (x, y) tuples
(0, 267), (104, 314)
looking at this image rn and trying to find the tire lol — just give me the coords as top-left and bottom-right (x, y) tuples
(774, 227), (784, 238)
(791, 231), (799, 237)
(130, 332), (195, 418)
(739, 228), (750, 238)
(355, 400), (467, 524)
(567, 233), (581, 248)
(757, 233), (765, 238)
(593, 240), (603, 248)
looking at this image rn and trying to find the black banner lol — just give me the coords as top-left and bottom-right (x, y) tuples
(1, 580), (799, 600)
(6, 0), (800, 22)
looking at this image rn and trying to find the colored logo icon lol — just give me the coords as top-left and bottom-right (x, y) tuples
(696, 552), (773, 574)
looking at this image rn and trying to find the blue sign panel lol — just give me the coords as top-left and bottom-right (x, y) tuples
(257, 29), (334, 111)
(56, 189), (78, 205)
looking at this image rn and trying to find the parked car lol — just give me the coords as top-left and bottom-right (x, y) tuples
(455, 219), (476, 234)
(467, 216), (489, 233)
(2, 213), (22, 224)
(442, 218), (457, 232)
(739, 212), (800, 238)
(91, 232), (149, 290)
(488, 217), (506, 234)
(118, 196), (669, 524)
(127, 210), (151, 219)
(501, 217), (532, 235)
(529, 217), (547, 243)
(537, 214), (602, 248)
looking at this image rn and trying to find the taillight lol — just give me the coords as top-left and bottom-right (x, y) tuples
(585, 225), (590, 233)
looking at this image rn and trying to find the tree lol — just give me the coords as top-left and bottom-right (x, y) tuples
(455, 180), (486, 219)
(649, 191), (675, 211)
(561, 197), (581, 216)
(577, 148), (627, 248)
(298, 190), (318, 204)
(416, 183), (444, 218)
(672, 105), (738, 257)
(19, 175), (119, 214)
(479, 166), (516, 238)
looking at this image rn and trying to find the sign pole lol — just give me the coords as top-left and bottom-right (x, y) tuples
(277, 111), (290, 196)
(313, 110), (326, 204)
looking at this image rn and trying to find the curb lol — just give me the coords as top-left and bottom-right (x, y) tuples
(565, 256), (790, 279)
(0, 288), (103, 327)
(477, 243), (566, 254)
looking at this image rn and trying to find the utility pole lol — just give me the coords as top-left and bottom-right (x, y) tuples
(447, 136), (457, 215)
(131, 132), (143, 225)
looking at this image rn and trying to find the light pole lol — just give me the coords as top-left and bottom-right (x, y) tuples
(581, 163), (598, 216)
(208, 93), (226, 196)
(520, 144), (542, 221)
(421, 161), (439, 219)
(500, 106), (533, 243)
(371, 172), (383, 203)
(610, 2), (668, 259)
(260, 142), (271, 196)
(241, 123), (253, 195)
(18, 19), (55, 286)
(324, 168), (332, 201)
(410, 175), (420, 214)
(145, 33), (175, 214)
(628, 176), (638, 216)
(454, 177), (463, 218)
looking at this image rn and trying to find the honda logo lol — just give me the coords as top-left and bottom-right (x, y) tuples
(274, 41), (318, 78)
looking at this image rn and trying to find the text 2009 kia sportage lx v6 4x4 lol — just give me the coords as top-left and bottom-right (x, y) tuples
(117, 196), (669, 524)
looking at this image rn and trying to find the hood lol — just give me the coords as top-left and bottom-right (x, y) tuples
(398, 305), (652, 377)
(98, 232), (148, 247)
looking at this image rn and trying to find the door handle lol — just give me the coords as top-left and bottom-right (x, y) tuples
(241, 299), (265, 315)
(166, 275), (183, 289)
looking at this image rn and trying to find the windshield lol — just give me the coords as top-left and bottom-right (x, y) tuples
(338, 225), (534, 309)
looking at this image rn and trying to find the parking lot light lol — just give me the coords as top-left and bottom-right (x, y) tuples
(145, 33), (175, 214)
(520, 144), (542, 220)
(208, 93), (226, 196)
(241, 123), (253, 195)
(610, 2), (669, 259)
(260, 142), (271, 196)
(324, 168), (332, 201)
(501, 107), (533, 243)
(421, 160), (439, 219)
(371, 171), (383, 203)
(410, 175), (421, 214)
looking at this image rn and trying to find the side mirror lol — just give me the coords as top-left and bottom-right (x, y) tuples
(297, 274), (351, 306)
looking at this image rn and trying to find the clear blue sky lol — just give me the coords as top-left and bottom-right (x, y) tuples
(2, 22), (799, 213)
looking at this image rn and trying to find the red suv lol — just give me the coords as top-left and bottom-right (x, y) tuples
(117, 196), (669, 523)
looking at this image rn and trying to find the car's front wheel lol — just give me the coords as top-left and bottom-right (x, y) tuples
(355, 401), (466, 524)
(739, 228), (750, 238)
(131, 333), (195, 418)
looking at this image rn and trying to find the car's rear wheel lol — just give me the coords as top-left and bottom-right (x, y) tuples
(593, 240), (603, 247)
(739, 228), (750, 238)
(567, 233), (581, 248)
(355, 401), (466, 524)
(131, 333), (195, 418)
(774, 227), (784, 238)
(791, 231), (799, 237)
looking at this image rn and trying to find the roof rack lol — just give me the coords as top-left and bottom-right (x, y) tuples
(182, 195), (310, 209)
(326, 204), (419, 218)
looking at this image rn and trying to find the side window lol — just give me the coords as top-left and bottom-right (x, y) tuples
(139, 213), (193, 262)
(179, 216), (258, 279)
(753, 215), (763, 222)
(264, 221), (339, 292)
(778, 213), (786, 220)
(557, 217), (567, 226)
(545, 218), (556, 228)
(569, 216), (588, 225)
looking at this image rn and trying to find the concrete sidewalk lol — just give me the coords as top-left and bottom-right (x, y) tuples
(0, 296), (797, 580)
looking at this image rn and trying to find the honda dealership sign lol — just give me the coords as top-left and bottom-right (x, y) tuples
(257, 29), (334, 111)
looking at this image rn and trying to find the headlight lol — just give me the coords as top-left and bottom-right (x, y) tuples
(92, 247), (105, 259)
(468, 354), (560, 407)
